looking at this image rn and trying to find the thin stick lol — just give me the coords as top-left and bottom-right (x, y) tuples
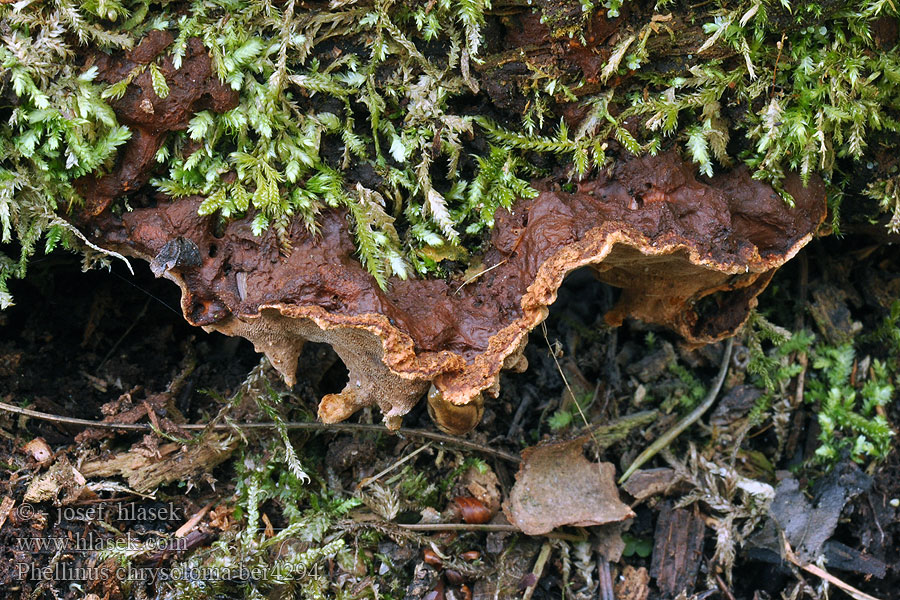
(598, 559), (615, 600)
(455, 225), (528, 295)
(358, 443), (432, 489)
(542, 324), (603, 450)
(714, 570), (737, 600)
(454, 259), (507, 295)
(771, 33), (786, 96)
(619, 337), (734, 484)
(108, 269), (182, 316)
(175, 502), (213, 538)
(783, 536), (882, 600)
(0, 400), (521, 463)
(522, 541), (553, 600)
(391, 521), (586, 541)
(397, 522), (519, 532)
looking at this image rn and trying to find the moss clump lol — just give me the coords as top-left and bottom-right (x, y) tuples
(2, 0), (900, 300)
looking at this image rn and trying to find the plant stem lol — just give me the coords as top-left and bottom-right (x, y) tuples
(618, 336), (734, 484)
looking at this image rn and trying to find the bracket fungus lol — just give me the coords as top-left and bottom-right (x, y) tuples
(75, 34), (827, 435)
(89, 153), (825, 434)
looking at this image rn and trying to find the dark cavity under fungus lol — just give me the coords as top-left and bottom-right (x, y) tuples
(77, 36), (827, 434)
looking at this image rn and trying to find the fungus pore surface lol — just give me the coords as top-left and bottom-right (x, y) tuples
(79, 35), (827, 434)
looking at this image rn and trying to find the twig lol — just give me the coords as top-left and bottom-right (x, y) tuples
(455, 224), (528, 295)
(358, 442), (432, 489)
(396, 522), (585, 541)
(108, 269), (183, 316)
(542, 323), (605, 454)
(0, 399), (521, 463)
(714, 570), (737, 600)
(454, 259), (508, 295)
(397, 522), (520, 532)
(771, 33), (786, 97)
(783, 536), (882, 600)
(619, 337), (734, 484)
(522, 541), (552, 600)
(362, 520), (586, 541)
(175, 502), (213, 538)
(598, 559), (615, 600)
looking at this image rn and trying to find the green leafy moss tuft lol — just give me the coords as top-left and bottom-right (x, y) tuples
(3, 0), (900, 299)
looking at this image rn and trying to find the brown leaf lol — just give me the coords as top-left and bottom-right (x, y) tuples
(262, 512), (275, 538)
(503, 436), (634, 535)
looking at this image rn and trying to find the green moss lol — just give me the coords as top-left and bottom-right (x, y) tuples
(2, 0), (900, 298)
(807, 343), (894, 463)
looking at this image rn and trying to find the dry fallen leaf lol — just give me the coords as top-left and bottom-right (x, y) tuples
(262, 512), (275, 538)
(503, 436), (635, 535)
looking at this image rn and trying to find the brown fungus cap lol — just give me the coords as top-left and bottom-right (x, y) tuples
(89, 151), (825, 434)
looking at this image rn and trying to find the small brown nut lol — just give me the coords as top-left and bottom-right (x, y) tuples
(452, 497), (492, 524)
(444, 568), (464, 585)
(423, 548), (443, 568)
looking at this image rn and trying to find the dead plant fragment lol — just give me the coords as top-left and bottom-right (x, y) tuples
(504, 434), (634, 535)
